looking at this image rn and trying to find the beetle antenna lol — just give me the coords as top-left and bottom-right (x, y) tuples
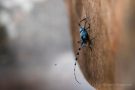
(74, 47), (81, 84)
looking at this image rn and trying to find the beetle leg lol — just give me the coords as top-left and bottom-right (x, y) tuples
(86, 23), (90, 31)
(78, 17), (89, 27)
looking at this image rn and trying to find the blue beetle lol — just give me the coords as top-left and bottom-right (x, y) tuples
(80, 26), (89, 47)
(74, 17), (95, 84)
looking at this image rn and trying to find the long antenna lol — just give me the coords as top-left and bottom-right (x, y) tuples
(74, 47), (81, 84)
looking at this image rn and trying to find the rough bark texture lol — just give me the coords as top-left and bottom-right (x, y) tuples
(66, 0), (131, 90)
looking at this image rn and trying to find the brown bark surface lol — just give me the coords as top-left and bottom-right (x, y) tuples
(66, 0), (133, 90)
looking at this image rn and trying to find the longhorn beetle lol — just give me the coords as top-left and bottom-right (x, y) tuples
(74, 17), (95, 84)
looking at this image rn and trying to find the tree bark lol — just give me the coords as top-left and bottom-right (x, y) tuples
(66, 0), (127, 90)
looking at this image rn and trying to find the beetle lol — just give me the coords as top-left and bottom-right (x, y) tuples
(74, 17), (95, 84)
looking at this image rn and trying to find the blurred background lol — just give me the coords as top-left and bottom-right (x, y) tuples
(0, 0), (95, 90)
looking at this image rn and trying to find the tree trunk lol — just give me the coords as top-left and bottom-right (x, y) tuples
(66, 0), (129, 90)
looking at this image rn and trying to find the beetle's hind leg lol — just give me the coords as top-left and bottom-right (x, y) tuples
(88, 37), (96, 51)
